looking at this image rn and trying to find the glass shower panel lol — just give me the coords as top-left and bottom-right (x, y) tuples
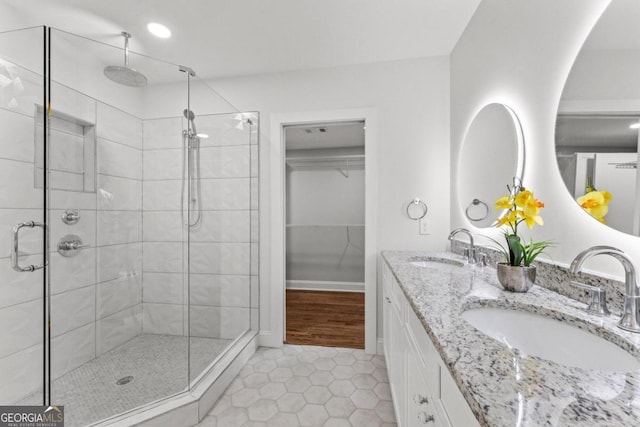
(187, 77), (259, 383)
(43, 28), (189, 426)
(0, 26), (46, 406)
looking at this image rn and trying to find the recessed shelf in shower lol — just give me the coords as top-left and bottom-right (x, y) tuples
(34, 105), (97, 193)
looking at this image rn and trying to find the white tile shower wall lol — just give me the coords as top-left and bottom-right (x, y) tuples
(0, 65), (47, 402)
(0, 63), (144, 402)
(141, 114), (256, 339)
(95, 305), (143, 356)
(95, 102), (143, 356)
(0, 109), (34, 162)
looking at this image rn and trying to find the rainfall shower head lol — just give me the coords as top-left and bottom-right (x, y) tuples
(184, 109), (198, 134)
(104, 32), (148, 87)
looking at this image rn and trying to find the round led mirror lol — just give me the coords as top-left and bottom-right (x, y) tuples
(555, 0), (640, 236)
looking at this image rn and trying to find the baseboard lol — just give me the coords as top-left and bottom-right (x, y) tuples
(377, 338), (385, 356)
(258, 330), (282, 348)
(286, 280), (365, 292)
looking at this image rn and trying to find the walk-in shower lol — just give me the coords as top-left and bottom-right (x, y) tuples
(0, 26), (259, 426)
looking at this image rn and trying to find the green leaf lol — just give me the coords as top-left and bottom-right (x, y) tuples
(506, 234), (523, 266)
(521, 239), (554, 266)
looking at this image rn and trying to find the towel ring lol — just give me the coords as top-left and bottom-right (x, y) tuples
(466, 199), (489, 222)
(407, 198), (428, 220)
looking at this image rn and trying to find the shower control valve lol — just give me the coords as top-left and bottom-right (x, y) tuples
(58, 234), (89, 257)
(62, 209), (80, 225)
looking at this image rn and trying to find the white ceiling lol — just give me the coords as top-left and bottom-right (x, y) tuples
(1, 0), (481, 80)
(286, 122), (365, 151)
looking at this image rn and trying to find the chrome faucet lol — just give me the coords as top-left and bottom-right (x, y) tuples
(570, 246), (640, 333)
(448, 228), (475, 263)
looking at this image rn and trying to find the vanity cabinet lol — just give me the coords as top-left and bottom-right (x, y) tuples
(382, 262), (479, 427)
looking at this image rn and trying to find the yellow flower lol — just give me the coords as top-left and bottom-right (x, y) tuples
(522, 194), (544, 228)
(577, 190), (612, 223)
(514, 190), (533, 207)
(497, 209), (519, 227)
(495, 195), (512, 210)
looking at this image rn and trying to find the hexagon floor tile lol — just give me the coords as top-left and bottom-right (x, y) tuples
(197, 345), (396, 426)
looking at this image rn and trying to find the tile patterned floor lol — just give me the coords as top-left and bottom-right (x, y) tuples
(198, 345), (396, 427)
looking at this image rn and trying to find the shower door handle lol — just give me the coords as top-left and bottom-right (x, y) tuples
(12, 221), (46, 272)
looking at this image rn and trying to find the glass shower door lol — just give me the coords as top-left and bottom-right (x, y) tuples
(44, 28), (191, 426)
(0, 26), (48, 406)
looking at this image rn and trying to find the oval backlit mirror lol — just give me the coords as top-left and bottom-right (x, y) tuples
(457, 103), (525, 228)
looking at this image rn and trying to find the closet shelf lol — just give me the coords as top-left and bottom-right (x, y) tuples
(286, 224), (364, 228)
(285, 154), (365, 174)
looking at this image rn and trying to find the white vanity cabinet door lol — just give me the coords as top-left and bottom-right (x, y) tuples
(406, 333), (444, 427)
(439, 367), (479, 427)
(383, 264), (406, 426)
(405, 296), (479, 427)
(382, 259), (480, 427)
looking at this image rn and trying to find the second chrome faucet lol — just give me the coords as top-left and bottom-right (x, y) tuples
(570, 246), (640, 333)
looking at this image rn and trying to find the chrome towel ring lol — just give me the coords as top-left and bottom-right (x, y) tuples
(465, 199), (489, 221)
(407, 198), (428, 220)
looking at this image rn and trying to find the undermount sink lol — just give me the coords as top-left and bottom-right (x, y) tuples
(461, 307), (640, 372)
(409, 257), (465, 268)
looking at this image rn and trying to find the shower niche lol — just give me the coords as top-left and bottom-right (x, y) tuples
(34, 105), (96, 193)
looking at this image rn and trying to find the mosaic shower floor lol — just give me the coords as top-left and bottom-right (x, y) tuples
(20, 334), (231, 427)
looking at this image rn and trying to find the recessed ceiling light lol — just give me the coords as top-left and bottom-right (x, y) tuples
(147, 22), (171, 38)
(630, 122), (640, 129)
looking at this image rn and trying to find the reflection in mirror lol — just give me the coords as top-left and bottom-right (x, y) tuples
(555, 0), (640, 236)
(458, 103), (524, 228)
(556, 114), (639, 234)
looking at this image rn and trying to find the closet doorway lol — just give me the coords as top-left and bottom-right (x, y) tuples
(284, 121), (365, 348)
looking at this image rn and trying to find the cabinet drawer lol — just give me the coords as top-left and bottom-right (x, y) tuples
(407, 344), (443, 427)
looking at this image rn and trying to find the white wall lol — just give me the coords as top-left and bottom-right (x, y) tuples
(449, 0), (640, 278)
(287, 168), (365, 225)
(144, 57), (451, 342)
(141, 113), (257, 340)
(562, 48), (640, 104)
(286, 168), (366, 285)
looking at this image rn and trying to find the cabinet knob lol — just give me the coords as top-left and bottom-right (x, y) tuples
(413, 394), (429, 405)
(417, 412), (435, 424)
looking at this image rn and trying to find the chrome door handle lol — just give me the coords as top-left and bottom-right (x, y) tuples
(12, 221), (46, 272)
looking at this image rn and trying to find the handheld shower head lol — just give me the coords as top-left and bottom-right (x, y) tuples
(183, 109), (195, 121)
(183, 109), (198, 134)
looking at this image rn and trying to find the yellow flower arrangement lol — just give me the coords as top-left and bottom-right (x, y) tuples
(492, 180), (553, 267)
(577, 178), (611, 223)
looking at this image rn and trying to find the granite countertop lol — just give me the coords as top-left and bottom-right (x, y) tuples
(381, 250), (640, 427)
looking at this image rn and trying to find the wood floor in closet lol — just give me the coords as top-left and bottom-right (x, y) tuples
(285, 290), (365, 349)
